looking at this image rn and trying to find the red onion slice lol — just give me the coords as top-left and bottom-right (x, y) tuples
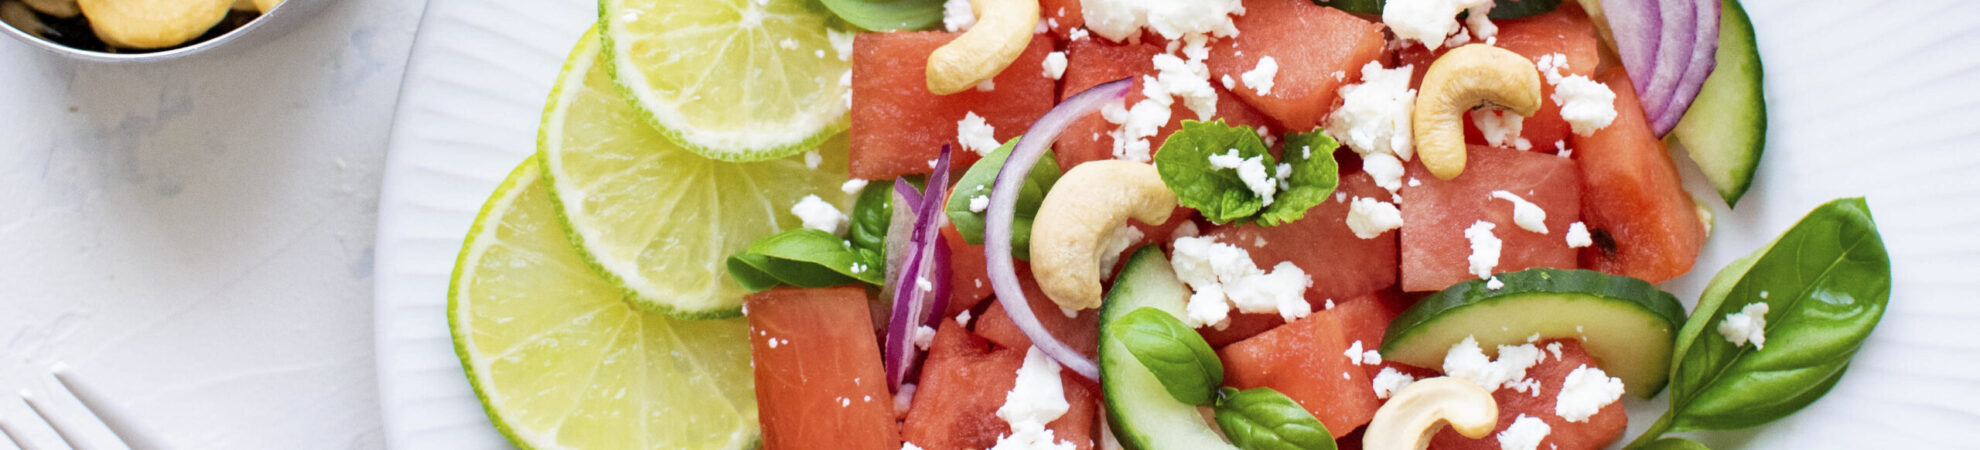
(1640, 0), (1696, 120)
(883, 146), (954, 391)
(1651, 0), (1722, 135)
(1602, 0), (1662, 98)
(984, 78), (1133, 381)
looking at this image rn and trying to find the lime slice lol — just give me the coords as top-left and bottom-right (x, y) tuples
(600, 0), (852, 161)
(450, 161), (759, 449)
(542, 28), (849, 317)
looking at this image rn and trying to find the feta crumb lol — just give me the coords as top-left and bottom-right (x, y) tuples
(792, 194), (847, 235)
(1443, 336), (1546, 390)
(1240, 56), (1279, 96)
(1554, 75), (1619, 136)
(1363, 152), (1407, 193)
(1324, 298), (1335, 310)
(1564, 222), (1592, 248)
(943, 0), (975, 32)
(851, 262), (868, 274)
(1233, 154), (1278, 206)
(969, 195), (991, 213)
(828, 28), (855, 61)
(1490, 190), (1549, 234)
(1536, 53), (1570, 84)
(916, 276), (933, 292)
(993, 347), (1076, 450)
(1097, 225), (1145, 281)
(1510, 377), (1542, 396)
(1464, 2), (1498, 43)
(1221, 74), (1237, 90)
(1383, 0), (1491, 50)
(976, 79), (996, 92)
(778, 38), (799, 50)
(957, 112), (1001, 156)
(1486, 277), (1505, 290)
(957, 311), (974, 327)
(1408, 177), (1422, 187)
(1364, 350), (1383, 365)
(1464, 221), (1502, 279)
(1372, 367), (1417, 399)
(841, 178), (869, 195)
(1546, 342), (1564, 360)
(1326, 62), (1418, 161)
(895, 383), (918, 416)
(1471, 109), (1532, 151)
(1346, 197), (1404, 239)
(913, 325), (937, 351)
(1068, 27), (1089, 41)
(1717, 302), (1770, 350)
(766, 336), (780, 348)
(1171, 236), (1313, 327)
(1042, 51), (1068, 80)
(1345, 340), (1366, 365)
(1497, 414), (1551, 450)
(903, 443), (925, 450)
(1208, 149), (1245, 169)
(804, 151), (823, 169)
(1080, 0), (1246, 42)
(1555, 365), (1626, 422)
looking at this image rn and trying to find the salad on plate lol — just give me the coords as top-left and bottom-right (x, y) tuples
(445, 0), (1892, 448)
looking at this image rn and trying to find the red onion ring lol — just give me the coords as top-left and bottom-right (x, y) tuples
(883, 146), (954, 391)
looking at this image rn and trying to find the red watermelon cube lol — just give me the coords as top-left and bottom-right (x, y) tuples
(971, 264), (1100, 359)
(1206, 171), (1400, 301)
(1400, 1), (1602, 153)
(851, 32), (1057, 179)
(1399, 145), (1582, 292)
(1430, 340), (1628, 450)
(1571, 70), (1705, 283)
(745, 287), (900, 450)
(904, 318), (1096, 450)
(1208, 0), (1388, 131)
(1039, 0), (1083, 41)
(1219, 305), (1383, 438)
(1054, 39), (1275, 170)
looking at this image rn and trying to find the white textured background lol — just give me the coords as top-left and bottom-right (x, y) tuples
(0, 0), (424, 447)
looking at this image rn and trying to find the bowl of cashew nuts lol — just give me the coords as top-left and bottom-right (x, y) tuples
(0, 0), (325, 63)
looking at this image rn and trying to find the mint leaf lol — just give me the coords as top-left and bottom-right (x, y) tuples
(944, 137), (1060, 260)
(1113, 307), (1224, 405)
(1156, 120), (1273, 224)
(849, 180), (893, 259)
(726, 229), (885, 292)
(819, 0), (943, 32)
(1212, 387), (1336, 450)
(1257, 131), (1340, 226)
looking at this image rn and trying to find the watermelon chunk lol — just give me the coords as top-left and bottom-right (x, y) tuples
(1571, 70), (1706, 283)
(1430, 340), (1628, 450)
(745, 287), (900, 450)
(1208, 0), (1388, 131)
(1400, 145), (1582, 292)
(904, 318), (1097, 449)
(1206, 171), (1399, 301)
(851, 32), (1057, 179)
(943, 223), (994, 316)
(1054, 39), (1275, 170)
(1039, 0), (1083, 41)
(1219, 305), (1383, 438)
(1398, 1), (1601, 152)
(972, 264), (1100, 359)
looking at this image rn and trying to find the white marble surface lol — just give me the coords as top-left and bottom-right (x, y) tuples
(0, 0), (425, 448)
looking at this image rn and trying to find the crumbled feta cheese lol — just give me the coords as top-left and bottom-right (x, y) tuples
(1171, 236), (1314, 327)
(1471, 109), (1532, 151)
(1364, 349), (1383, 365)
(943, 0), (975, 32)
(993, 347), (1077, 450)
(1383, 0), (1491, 50)
(1080, 0), (1245, 42)
(1233, 154), (1278, 206)
(1345, 340), (1366, 365)
(1171, 221), (1201, 241)
(1535, 53), (1570, 84)
(1346, 197), (1404, 239)
(828, 28), (855, 61)
(1553, 75), (1618, 136)
(1150, 53), (1219, 120)
(1443, 336), (1546, 390)
(1326, 62), (1417, 161)
(1042, 51), (1068, 80)
(895, 383), (918, 416)
(1555, 365), (1626, 423)
(1717, 302), (1770, 350)
(913, 325), (937, 351)
(1240, 56), (1279, 96)
(1509, 377), (1542, 396)
(1464, 2), (1498, 43)
(1408, 177), (1422, 187)
(1101, 93), (1170, 163)
(1497, 414), (1551, 450)
(777, 38), (800, 51)
(1486, 276), (1505, 290)
(851, 262), (868, 274)
(1546, 342), (1563, 360)
(804, 151), (823, 169)
(1097, 225), (1145, 281)
(1208, 149), (1245, 169)
(969, 195), (991, 213)
(841, 178), (870, 195)
(916, 276), (934, 292)
(1363, 152), (1406, 193)
(766, 336), (780, 348)
(792, 194), (847, 235)
(1324, 298), (1335, 310)
(1068, 27), (1090, 41)
(977, 79), (997, 92)
(958, 112), (1002, 156)
(1372, 367), (1417, 399)
(1464, 221), (1502, 279)
(1221, 74), (1237, 90)
(903, 443), (925, 450)
(1564, 222), (1592, 248)
(957, 311), (974, 327)
(1490, 190), (1549, 234)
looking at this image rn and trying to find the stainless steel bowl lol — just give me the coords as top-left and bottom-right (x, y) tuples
(0, 0), (326, 63)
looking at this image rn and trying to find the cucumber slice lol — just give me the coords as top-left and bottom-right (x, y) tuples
(1669, 0), (1765, 207)
(1100, 246), (1237, 450)
(1380, 269), (1687, 398)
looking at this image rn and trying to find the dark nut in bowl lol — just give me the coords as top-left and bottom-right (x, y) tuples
(0, 0), (323, 63)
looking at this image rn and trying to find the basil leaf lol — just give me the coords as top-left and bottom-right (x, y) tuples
(849, 180), (894, 258)
(727, 229), (886, 292)
(1663, 198), (1890, 432)
(1641, 438), (1712, 450)
(1113, 307), (1224, 405)
(1155, 120), (1275, 224)
(1313, 0), (1563, 19)
(1212, 387), (1336, 450)
(1255, 131), (1340, 226)
(819, 0), (944, 32)
(944, 138), (1060, 260)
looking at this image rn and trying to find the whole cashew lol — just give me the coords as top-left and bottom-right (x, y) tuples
(1030, 161), (1177, 311)
(925, 0), (1038, 95)
(1413, 44), (1543, 180)
(1363, 377), (1500, 450)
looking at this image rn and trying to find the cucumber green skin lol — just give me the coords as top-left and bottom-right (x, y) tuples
(1670, 0), (1766, 207)
(1381, 269), (1688, 398)
(1100, 246), (1237, 450)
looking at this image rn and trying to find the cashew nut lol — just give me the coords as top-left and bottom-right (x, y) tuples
(21, 0), (80, 18)
(1412, 44), (1543, 180)
(78, 0), (231, 49)
(925, 0), (1038, 95)
(1363, 377), (1500, 450)
(1030, 161), (1177, 311)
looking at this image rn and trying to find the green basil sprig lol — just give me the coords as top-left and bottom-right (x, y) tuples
(1114, 307), (1224, 405)
(1313, 0), (1564, 19)
(1212, 387), (1336, 450)
(944, 138), (1061, 260)
(726, 183), (894, 291)
(1640, 438), (1712, 450)
(819, 0), (944, 32)
(1626, 197), (1890, 447)
(1154, 121), (1338, 226)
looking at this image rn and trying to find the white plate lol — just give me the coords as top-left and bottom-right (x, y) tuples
(372, 0), (1980, 448)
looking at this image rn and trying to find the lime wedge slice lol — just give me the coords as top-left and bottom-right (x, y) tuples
(542, 28), (849, 317)
(450, 161), (759, 449)
(600, 0), (852, 161)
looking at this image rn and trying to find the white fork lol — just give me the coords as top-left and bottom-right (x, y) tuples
(0, 364), (170, 450)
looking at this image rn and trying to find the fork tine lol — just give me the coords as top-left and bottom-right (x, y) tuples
(19, 391), (90, 450)
(50, 364), (169, 450)
(0, 417), (42, 450)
